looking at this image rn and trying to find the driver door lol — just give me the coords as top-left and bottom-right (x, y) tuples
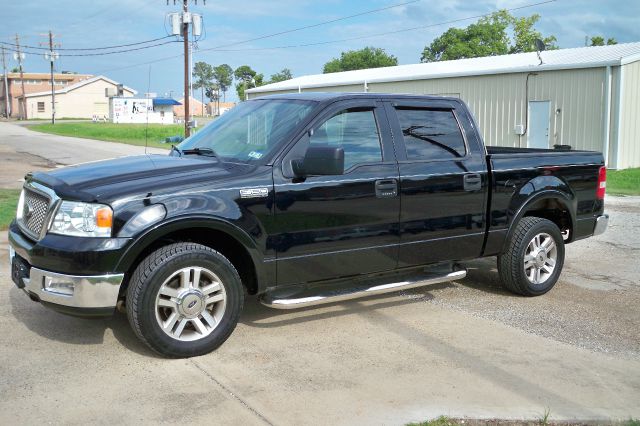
(271, 100), (400, 286)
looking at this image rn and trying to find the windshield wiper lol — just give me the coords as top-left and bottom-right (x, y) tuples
(170, 145), (182, 156)
(181, 147), (218, 157)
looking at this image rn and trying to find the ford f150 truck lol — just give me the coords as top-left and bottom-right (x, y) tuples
(9, 93), (608, 357)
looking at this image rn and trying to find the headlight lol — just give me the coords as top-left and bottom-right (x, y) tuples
(49, 201), (113, 237)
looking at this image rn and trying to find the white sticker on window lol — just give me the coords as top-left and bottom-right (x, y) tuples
(248, 151), (263, 159)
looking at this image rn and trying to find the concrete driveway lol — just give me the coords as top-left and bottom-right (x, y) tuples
(0, 122), (638, 424)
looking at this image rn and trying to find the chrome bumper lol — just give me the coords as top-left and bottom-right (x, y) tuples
(593, 214), (609, 236)
(9, 245), (123, 310)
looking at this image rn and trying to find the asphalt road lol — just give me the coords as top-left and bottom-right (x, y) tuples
(0, 121), (638, 424)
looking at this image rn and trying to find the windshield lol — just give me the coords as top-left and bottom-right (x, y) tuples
(176, 99), (316, 163)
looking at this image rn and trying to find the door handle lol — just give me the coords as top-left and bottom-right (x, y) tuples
(463, 174), (482, 191)
(375, 179), (398, 198)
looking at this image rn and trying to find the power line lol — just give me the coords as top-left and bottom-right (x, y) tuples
(0, 39), (179, 57)
(94, 0), (556, 73)
(200, 0), (558, 54)
(205, 0), (422, 50)
(0, 35), (175, 51)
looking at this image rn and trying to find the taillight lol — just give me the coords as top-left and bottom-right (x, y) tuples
(596, 166), (606, 200)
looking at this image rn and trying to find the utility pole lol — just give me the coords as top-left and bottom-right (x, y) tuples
(168, 0), (203, 138)
(182, 0), (190, 137)
(1, 47), (10, 118)
(14, 34), (26, 120)
(41, 31), (60, 124)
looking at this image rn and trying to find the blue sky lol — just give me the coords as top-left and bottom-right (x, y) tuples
(2, 0), (639, 102)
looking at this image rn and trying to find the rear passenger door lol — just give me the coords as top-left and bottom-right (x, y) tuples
(384, 99), (488, 267)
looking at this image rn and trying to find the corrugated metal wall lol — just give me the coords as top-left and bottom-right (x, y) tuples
(248, 66), (640, 167)
(618, 61), (640, 169)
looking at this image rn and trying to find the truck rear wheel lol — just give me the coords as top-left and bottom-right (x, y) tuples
(126, 243), (243, 358)
(497, 217), (565, 296)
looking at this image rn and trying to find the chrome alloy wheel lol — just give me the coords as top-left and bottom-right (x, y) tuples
(523, 232), (557, 285)
(154, 267), (227, 342)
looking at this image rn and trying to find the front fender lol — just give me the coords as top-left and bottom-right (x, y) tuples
(114, 215), (266, 280)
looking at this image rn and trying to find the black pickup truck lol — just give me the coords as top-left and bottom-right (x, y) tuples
(9, 93), (608, 357)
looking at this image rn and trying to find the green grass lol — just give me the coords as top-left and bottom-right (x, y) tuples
(608, 167), (640, 196)
(407, 417), (458, 426)
(0, 189), (20, 231)
(29, 122), (182, 149)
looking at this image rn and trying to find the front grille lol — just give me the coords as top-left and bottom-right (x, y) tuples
(19, 188), (51, 239)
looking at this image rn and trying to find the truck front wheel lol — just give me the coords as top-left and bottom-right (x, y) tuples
(126, 243), (244, 358)
(498, 217), (565, 296)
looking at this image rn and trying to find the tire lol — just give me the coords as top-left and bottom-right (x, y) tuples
(497, 217), (565, 296)
(126, 243), (244, 358)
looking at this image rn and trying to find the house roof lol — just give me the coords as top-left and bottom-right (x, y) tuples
(22, 75), (137, 98)
(4, 72), (92, 80)
(247, 41), (640, 94)
(153, 98), (181, 106)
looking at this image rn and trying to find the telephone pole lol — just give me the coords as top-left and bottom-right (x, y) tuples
(14, 34), (26, 120)
(167, 0), (203, 138)
(182, 0), (190, 137)
(1, 47), (9, 117)
(41, 31), (60, 124)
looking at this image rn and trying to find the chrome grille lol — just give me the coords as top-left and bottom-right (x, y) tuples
(19, 187), (52, 239)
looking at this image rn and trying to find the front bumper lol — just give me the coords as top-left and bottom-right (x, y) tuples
(9, 245), (123, 317)
(593, 214), (609, 236)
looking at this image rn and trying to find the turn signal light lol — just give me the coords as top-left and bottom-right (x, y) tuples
(96, 207), (113, 228)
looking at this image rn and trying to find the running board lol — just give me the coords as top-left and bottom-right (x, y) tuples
(260, 269), (467, 310)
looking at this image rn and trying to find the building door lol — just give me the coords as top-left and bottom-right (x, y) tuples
(528, 101), (551, 149)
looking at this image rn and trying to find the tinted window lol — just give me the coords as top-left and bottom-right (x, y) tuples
(178, 99), (315, 163)
(396, 108), (466, 160)
(310, 109), (382, 169)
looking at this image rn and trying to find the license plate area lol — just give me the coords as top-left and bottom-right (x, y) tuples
(11, 254), (30, 289)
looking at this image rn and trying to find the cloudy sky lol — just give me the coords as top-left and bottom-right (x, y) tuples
(2, 0), (639, 101)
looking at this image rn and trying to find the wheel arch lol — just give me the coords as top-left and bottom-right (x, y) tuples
(503, 189), (576, 253)
(116, 216), (270, 296)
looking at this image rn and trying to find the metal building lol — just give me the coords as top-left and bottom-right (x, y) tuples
(247, 43), (640, 169)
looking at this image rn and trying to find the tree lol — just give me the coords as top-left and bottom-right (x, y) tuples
(509, 13), (557, 53)
(268, 68), (293, 83)
(323, 47), (397, 73)
(234, 65), (263, 100)
(212, 64), (233, 102)
(421, 10), (557, 62)
(590, 36), (617, 46)
(192, 61), (214, 115)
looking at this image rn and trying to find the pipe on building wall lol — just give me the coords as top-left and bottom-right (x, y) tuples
(612, 65), (625, 170)
(602, 65), (612, 167)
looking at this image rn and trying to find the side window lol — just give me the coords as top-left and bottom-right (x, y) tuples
(310, 108), (382, 169)
(396, 108), (466, 160)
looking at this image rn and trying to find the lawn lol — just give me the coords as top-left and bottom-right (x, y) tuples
(607, 167), (640, 196)
(29, 122), (182, 149)
(0, 189), (20, 230)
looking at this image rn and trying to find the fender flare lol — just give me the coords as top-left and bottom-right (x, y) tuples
(114, 215), (264, 276)
(503, 189), (576, 252)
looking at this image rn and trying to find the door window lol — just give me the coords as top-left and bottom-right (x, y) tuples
(396, 108), (466, 160)
(310, 109), (382, 169)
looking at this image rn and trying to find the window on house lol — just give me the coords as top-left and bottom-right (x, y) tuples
(37, 102), (45, 112)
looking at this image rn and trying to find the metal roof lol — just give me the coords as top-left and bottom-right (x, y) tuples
(152, 98), (181, 106)
(247, 42), (640, 94)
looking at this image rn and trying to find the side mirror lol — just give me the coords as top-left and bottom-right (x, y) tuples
(293, 145), (344, 177)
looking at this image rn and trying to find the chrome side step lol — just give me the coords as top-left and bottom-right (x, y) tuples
(260, 269), (466, 310)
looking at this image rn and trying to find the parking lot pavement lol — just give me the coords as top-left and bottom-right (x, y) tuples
(0, 121), (166, 188)
(1, 196), (639, 425)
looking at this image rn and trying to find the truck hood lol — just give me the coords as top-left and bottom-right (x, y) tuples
(29, 154), (250, 202)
